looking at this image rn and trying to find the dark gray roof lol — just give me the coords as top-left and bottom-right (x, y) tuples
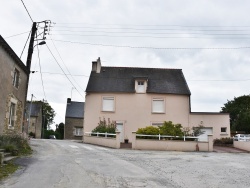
(86, 66), (191, 95)
(66, 102), (84, 118)
(0, 35), (29, 74)
(26, 102), (42, 117)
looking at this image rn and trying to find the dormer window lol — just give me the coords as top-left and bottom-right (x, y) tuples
(135, 79), (147, 93)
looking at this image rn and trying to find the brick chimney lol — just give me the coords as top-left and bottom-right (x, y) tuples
(67, 98), (71, 104)
(92, 57), (101, 73)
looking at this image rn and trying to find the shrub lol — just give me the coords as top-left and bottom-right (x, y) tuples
(0, 135), (32, 156)
(92, 118), (116, 137)
(159, 121), (184, 137)
(214, 137), (233, 146)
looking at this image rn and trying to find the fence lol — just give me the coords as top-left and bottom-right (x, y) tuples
(135, 134), (199, 141)
(131, 132), (213, 152)
(84, 132), (120, 149)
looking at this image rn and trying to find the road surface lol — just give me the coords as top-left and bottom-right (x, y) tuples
(1, 139), (250, 188)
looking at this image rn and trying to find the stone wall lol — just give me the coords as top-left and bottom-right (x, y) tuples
(64, 117), (83, 140)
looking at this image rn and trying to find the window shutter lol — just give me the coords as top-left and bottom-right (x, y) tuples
(103, 97), (114, 111)
(11, 70), (14, 78)
(152, 99), (164, 113)
(73, 127), (76, 135)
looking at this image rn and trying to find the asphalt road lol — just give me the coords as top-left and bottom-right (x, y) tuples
(1, 139), (250, 188)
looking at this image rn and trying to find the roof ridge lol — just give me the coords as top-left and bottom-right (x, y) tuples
(102, 66), (181, 70)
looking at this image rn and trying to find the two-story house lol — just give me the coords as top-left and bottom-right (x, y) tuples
(26, 101), (43, 138)
(84, 58), (230, 142)
(65, 98), (84, 140)
(0, 35), (29, 135)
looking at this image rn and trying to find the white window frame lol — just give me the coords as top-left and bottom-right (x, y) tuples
(9, 102), (16, 128)
(13, 68), (20, 88)
(102, 96), (115, 112)
(152, 98), (165, 113)
(135, 80), (147, 93)
(75, 127), (83, 136)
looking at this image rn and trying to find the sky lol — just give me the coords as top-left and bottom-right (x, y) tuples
(1, 0), (250, 129)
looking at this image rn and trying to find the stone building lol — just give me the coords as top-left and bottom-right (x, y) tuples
(26, 101), (43, 138)
(0, 35), (29, 135)
(64, 98), (84, 140)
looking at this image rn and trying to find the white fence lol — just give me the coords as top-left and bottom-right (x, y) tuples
(136, 134), (198, 141)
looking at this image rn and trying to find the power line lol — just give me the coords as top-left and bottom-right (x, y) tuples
(20, 30), (31, 58)
(45, 44), (85, 99)
(5, 31), (30, 39)
(49, 36), (85, 92)
(50, 33), (250, 40)
(51, 39), (250, 50)
(52, 29), (250, 36)
(35, 71), (250, 82)
(20, 0), (33, 22)
(36, 42), (47, 100)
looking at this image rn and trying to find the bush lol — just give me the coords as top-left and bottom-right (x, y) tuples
(92, 118), (116, 137)
(214, 137), (233, 146)
(0, 135), (32, 156)
(159, 121), (183, 137)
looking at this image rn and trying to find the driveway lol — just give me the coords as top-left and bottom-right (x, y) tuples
(1, 139), (250, 188)
(213, 146), (248, 153)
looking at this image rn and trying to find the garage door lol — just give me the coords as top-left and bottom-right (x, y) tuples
(198, 128), (213, 141)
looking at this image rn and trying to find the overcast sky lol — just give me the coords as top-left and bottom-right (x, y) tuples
(1, 0), (250, 129)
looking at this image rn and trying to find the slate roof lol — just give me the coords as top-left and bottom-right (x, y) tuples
(0, 35), (29, 74)
(66, 102), (84, 119)
(26, 102), (42, 117)
(86, 66), (191, 95)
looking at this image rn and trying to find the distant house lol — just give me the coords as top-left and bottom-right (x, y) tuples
(65, 98), (84, 140)
(84, 57), (230, 143)
(0, 35), (29, 135)
(26, 101), (43, 138)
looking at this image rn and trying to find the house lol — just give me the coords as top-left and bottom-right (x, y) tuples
(26, 101), (43, 138)
(64, 98), (84, 140)
(84, 57), (230, 143)
(0, 35), (29, 135)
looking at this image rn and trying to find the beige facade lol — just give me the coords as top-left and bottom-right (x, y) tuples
(84, 93), (230, 142)
(0, 36), (29, 135)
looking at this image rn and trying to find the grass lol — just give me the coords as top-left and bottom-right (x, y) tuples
(0, 134), (32, 181)
(0, 162), (18, 180)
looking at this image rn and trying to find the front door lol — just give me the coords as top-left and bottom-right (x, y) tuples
(116, 122), (124, 142)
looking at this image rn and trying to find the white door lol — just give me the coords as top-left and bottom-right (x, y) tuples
(116, 122), (124, 142)
(198, 128), (213, 141)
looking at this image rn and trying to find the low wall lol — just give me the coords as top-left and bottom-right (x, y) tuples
(83, 132), (120, 149)
(131, 132), (213, 152)
(234, 141), (250, 152)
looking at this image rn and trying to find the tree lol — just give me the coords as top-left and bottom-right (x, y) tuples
(42, 101), (56, 130)
(55, 122), (64, 139)
(221, 95), (250, 133)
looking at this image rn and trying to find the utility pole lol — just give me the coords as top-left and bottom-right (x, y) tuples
(26, 22), (37, 72)
(23, 20), (51, 136)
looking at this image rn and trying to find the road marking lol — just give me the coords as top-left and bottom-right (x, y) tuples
(69, 145), (79, 149)
(82, 145), (94, 150)
(95, 147), (108, 151)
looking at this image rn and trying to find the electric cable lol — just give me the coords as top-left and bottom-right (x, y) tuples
(20, 0), (33, 22)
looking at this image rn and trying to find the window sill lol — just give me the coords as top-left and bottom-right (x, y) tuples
(152, 112), (165, 114)
(102, 111), (115, 113)
(220, 133), (228, 135)
(74, 135), (83, 137)
(8, 126), (14, 130)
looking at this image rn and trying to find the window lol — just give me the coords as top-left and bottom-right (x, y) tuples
(102, 97), (115, 112)
(152, 98), (165, 113)
(136, 81), (146, 93)
(13, 68), (20, 88)
(152, 122), (164, 127)
(221, 127), (227, 133)
(75, 127), (83, 136)
(9, 102), (16, 127)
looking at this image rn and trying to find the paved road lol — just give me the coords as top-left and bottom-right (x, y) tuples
(1, 139), (250, 188)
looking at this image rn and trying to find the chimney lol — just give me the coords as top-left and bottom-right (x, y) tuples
(67, 98), (71, 104)
(92, 57), (101, 73)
